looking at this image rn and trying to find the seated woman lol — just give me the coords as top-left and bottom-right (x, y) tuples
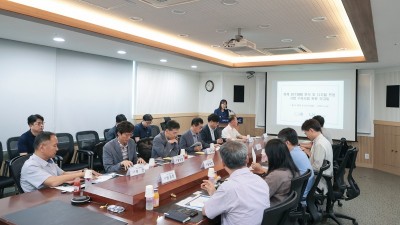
(252, 139), (299, 206)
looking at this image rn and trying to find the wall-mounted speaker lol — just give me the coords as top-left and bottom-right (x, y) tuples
(386, 85), (400, 108)
(234, 85), (244, 102)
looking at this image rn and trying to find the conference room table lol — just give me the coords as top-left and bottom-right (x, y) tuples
(0, 138), (266, 225)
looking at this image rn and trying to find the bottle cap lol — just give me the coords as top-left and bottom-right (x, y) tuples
(145, 185), (154, 197)
(180, 149), (186, 155)
(210, 143), (214, 150)
(149, 158), (155, 167)
(208, 168), (215, 177)
(84, 169), (92, 179)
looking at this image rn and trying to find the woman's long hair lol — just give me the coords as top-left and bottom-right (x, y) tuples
(218, 99), (227, 110)
(265, 139), (299, 177)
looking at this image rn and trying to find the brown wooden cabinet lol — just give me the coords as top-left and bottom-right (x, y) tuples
(374, 122), (400, 175)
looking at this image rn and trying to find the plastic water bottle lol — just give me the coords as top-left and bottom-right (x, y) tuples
(208, 168), (215, 184)
(145, 185), (154, 210)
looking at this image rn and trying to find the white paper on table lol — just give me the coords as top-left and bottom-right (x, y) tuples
(251, 147), (256, 163)
(92, 174), (114, 184)
(53, 186), (74, 192)
(176, 194), (210, 211)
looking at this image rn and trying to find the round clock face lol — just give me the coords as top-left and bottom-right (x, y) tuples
(205, 80), (214, 92)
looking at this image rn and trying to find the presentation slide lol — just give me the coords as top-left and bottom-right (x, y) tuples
(277, 81), (344, 129)
(266, 70), (357, 141)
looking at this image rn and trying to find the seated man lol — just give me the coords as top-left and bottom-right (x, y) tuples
(133, 114), (153, 142)
(105, 114), (127, 142)
(103, 121), (145, 173)
(179, 117), (207, 153)
(200, 113), (224, 146)
(18, 114), (44, 155)
(201, 141), (270, 225)
(301, 119), (333, 193)
(300, 115), (333, 151)
(221, 115), (247, 142)
(151, 120), (180, 158)
(278, 128), (314, 202)
(20, 131), (99, 193)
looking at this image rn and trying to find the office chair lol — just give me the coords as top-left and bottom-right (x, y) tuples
(137, 137), (154, 163)
(9, 154), (31, 194)
(91, 141), (106, 172)
(288, 169), (312, 224)
(261, 191), (298, 225)
(160, 117), (171, 131)
(103, 128), (110, 141)
(306, 160), (330, 224)
(55, 133), (91, 171)
(76, 131), (99, 169)
(150, 125), (160, 137)
(6, 137), (20, 161)
(0, 142), (15, 198)
(321, 148), (359, 225)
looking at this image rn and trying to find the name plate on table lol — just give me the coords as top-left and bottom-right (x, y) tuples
(255, 143), (262, 150)
(201, 159), (214, 169)
(158, 170), (177, 184)
(172, 155), (185, 164)
(127, 166), (145, 176)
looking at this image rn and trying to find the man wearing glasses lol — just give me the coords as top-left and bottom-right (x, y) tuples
(103, 121), (145, 173)
(133, 114), (153, 142)
(18, 114), (44, 155)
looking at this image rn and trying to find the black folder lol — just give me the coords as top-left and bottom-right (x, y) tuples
(164, 210), (191, 223)
(2, 200), (127, 225)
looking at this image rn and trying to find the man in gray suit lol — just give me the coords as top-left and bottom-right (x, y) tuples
(179, 117), (206, 153)
(151, 120), (180, 158)
(103, 121), (145, 173)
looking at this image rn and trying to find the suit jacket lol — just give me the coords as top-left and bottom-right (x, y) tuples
(179, 129), (206, 153)
(200, 124), (221, 147)
(151, 132), (180, 158)
(103, 138), (138, 173)
(105, 126), (117, 142)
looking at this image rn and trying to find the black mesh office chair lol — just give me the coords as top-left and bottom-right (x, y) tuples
(150, 125), (160, 137)
(261, 191), (298, 225)
(55, 133), (91, 171)
(76, 131), (99, 170)
(137, 137), (154, 163)
(288, 169), (312, 224)
(306, 160), (330, 224)
(160, 117), (171, 131)
(322, 148), (359, 225)
(9, 155), (31, 194)
(6, 137), (20, 161)
(91, 141), (106, 172)
(0, 142), (15, 198)
(103, 128), (110, 141)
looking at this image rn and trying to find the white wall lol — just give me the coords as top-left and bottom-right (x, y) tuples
(198, 72), (223, 113)
(135, 63), (200, 114)
(374, 67), (400, 122)
(0, 39), (133, 148)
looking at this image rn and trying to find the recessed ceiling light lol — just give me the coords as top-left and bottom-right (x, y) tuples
(160, 59), (167, 63)
(191, 65), (197, 69)
(216, 29), (227, 33)
(171, 9), (186, 15)
(211, 45), (221, 48)
(129, 17), (143, 22)
(281, 39), (293, 43)
(53, 37), (65, 42)
(179, 34), (189, 38)
(326, 35), (338, 39)
(221, 0), (239, 6)
(312, 17), (327, 22)
(258, 24), (271, 29)
(117, 50), (127, 54)
(337, 48), (347, 51)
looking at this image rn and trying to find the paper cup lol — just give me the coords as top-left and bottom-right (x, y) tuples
(207, 168), (215, 177)
(145, 185), (154, 197)
(84, 169), (92, 179)
(149, 158), (155, 167)
(180, 149), (186, 155)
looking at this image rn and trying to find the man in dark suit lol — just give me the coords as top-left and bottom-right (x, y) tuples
(200, 114), (224, 146)
(179, 117), (207, 153)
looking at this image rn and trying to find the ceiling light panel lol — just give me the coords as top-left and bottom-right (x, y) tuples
(138, 0), (201, 8)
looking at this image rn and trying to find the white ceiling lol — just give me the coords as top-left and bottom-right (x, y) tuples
(0, 0), (399, 72)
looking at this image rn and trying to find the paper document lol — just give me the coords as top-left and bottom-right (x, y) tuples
(190, 142), (202, 148)
(176, 194), (210, 210)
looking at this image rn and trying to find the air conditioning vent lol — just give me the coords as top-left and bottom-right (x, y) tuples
(138, 0), (200, 8)
(263, 45), (311, 55)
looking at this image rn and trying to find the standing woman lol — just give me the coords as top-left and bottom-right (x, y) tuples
(252, 139), (299, 206)
(214, 99), (229, 119)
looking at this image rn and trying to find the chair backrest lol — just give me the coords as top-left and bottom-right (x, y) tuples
(334, 147), (355, 192)
(261, 191), (298, 225)
(291, 169), (311, 204)
(76, 131), (100, 151)
(346, 148), (360, 200)
(0, 141), (3, 170)
(6, 137), (20, 160)
(150, 125), (160, 137)
(55, 133), (75, 165)
(103, 128), (110, 140)
(9, 154), (31, 193)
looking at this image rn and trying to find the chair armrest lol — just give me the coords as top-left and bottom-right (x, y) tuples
(3, 160), (10, 176)
(76, 150), (94, 169)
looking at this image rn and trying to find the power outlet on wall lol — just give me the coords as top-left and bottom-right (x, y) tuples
(365, 153), (370, 160)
